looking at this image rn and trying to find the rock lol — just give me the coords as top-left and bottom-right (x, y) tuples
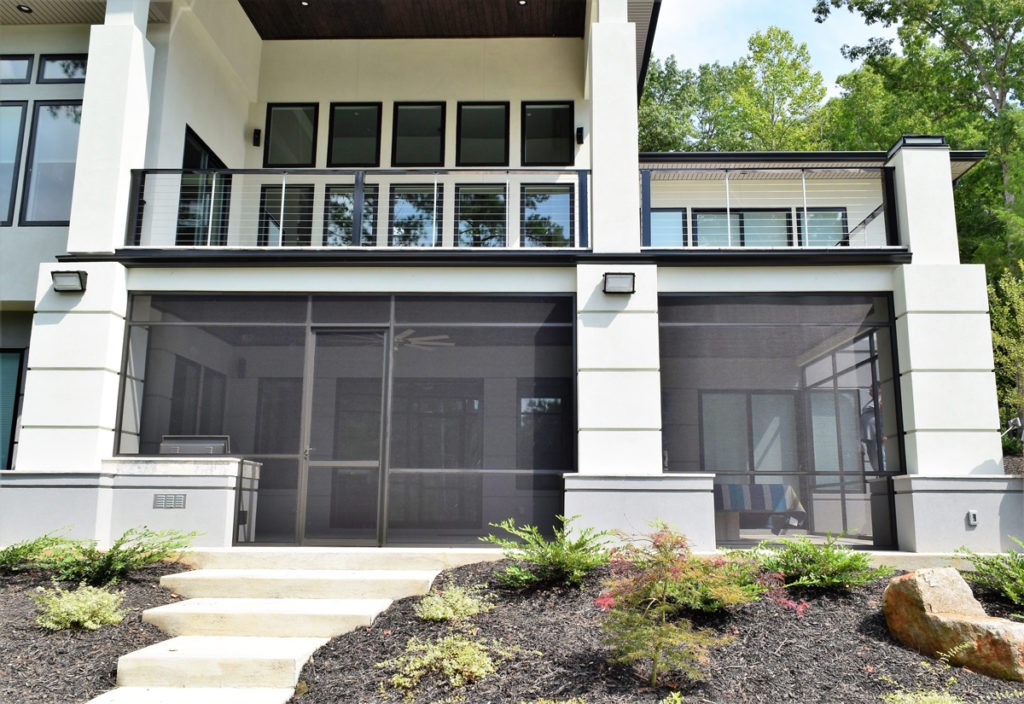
(884, 567), (1024, 681)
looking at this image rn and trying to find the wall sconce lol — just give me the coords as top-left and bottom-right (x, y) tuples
(602, 272), (635, 294)
(51, 270), (88, 293)
(252, 128), (261, 147)
(576, 127), (585, 145)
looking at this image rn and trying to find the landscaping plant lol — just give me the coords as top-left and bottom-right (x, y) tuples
(0, 530), (78, 573)
(413, 584), (495, 623)
(957, 536), (1024, 606)
(31, 582), (126, 631)
(377, 633), (505, 691)
(481, 515), (611, 588)
(753, 533), (891, 589)
(49, 526), (197, 586)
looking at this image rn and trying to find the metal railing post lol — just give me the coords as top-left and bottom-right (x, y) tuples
(206, 172), (217, 246)
(801, 169), (809, 247)
(725, 170), (732, 245)
(577, 170), (589, 249)
(641, 169), (652, 247)
(432, 172), (438, 246)
(277, 172), (287, 247)
(352, 171), (364, 246)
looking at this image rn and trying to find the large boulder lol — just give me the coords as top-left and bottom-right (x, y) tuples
(884, 567), (1024, 681)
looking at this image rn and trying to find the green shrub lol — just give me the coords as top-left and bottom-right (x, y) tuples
(50, 526), (197, 586)
(481, 515), (611, 588)
(753, 533), (891, 589)
(31, 582), (126, 631)
(957, 536), (1024, 605)
(0, 530), (78, 573)
(377, 633), (503, 691)
(658, 694), (685, 704)
(414, 585), (495, 623)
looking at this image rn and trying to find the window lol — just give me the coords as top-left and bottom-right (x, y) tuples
(521, 184), (573, 247)
(327, 103), (381, 167)
(650, 208), (686, 247)
(20, 101), (82, 226)
(521, 102), (574, 166)
(37, 54), (87, 83)
(797, 208), (849, 246)
(517, 379), (572, 470)
(392, 103), (445, 167)
(456, 103), (509, 167)
(456, 185), (506, 247)
(1, 350), (24, 469)
(692, 209), (791, 247)
(388, 184), (443, 246)
(0, 102), (27, 226)
(324, 184), (379, 246)
(0, 55), (32, 84)
(264, 103), (318, 168)
(258, 184), (314, 246)
(177, 126), (230, 246)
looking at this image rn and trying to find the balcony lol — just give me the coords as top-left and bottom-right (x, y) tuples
(125, 168), (590, 251)
(639, 165), (898, 250)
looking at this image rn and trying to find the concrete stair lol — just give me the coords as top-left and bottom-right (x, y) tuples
(87, 547), (502, 704)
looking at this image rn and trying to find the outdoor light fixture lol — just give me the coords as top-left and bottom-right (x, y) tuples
(576, 127), (585, 145)
(252, 128), (261, 147)
(16, 4), (32, 13)
(51, 270), (87, 293)
(602, 272), (635, 294)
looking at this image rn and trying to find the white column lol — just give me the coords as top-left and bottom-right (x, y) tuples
(587, 0), (641, 253)
(66, 0), (154, 253)
(886, 139), (961, 264)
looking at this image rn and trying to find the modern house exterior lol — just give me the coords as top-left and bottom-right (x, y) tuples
(0, 0), (1014, 554)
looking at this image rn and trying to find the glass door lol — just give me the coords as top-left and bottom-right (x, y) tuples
(299, 329), (389, 544)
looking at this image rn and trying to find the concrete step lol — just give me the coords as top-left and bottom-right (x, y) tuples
(115, 636), (326, 688)
(179, 546), (502, 572)
(89, 686), (295, 704)
(161, 568), (437, 599)
(143, 597), (392, 637)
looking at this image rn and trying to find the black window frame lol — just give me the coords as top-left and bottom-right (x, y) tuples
(36, 54), (88, 84)
(387, 183), (445, 247)
(391, 102), (447, 168)
(455, 183), (507, 247)
(0, 101), (28, 227)
(649, 207), (688, 247)
(0, 348), (25, 470)
(0, 55), (33, 84)
(327, 102), (382, 168)
(19, 99), (83, 227)
(323, 183), (380, 246)
(455, 101), (510, 167)
(521, 100), (575, 167)
(519, 182), (575, 248)
(263, 102), (319, 168)
(257, 183), (315, 247)
(795, 206), (850, 247)
(691, 208), (794, 247)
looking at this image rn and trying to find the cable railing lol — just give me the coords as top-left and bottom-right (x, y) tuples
(639, 167), (898, 249)
(125, 168), (590, 250)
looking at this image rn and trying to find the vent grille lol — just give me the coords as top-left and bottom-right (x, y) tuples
(153, 493), (186, 509)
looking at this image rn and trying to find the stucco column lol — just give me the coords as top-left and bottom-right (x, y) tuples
(66, 0), (154, 254)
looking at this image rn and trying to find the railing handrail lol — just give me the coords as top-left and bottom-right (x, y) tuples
(638, 165), (886, 175)
(132, 167), (590, 177)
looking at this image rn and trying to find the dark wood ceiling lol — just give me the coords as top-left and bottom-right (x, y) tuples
(237, 0), (586, 40)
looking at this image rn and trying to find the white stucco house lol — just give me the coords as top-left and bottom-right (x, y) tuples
(0, 0), (1014, 554)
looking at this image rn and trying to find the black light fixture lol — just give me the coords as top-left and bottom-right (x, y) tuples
(576, 126), (585, 145)
(16, 4), (33, 12)
(602, 272), (635, 294)
(252, 128), (261, 147)
(51, 270), (88, 293)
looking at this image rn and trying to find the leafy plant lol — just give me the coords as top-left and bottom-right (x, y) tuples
(414, 585), (495, 623)
(49, 527), (196, 586)
(31, 582), (126, 630)
(957, 536), (1024, 605)
(658, 694), (685, 704)
(753, 533), (891, 589)
(0, 530), (78, 573)
(481, 515), (611, 588)
(377, 633), (504, 691)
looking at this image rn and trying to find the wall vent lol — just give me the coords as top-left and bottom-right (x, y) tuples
(153, 493), (187, 509)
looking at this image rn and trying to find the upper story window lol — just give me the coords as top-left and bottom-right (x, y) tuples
(392, 102), (445, 167)
(37, 54), (87, 83)
(328, 103), (381, 168)
(692, 209), (792, 247)
(521, 101), (574, 166)
(21, 101), (82, 226)
(0, 102), (27, 226)
(0, 55), (33, 84)
(456, 102), (509, 167)
(264, 103), (318, 168)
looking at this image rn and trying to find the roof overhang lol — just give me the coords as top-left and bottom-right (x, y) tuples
(0, 0), (170, 24)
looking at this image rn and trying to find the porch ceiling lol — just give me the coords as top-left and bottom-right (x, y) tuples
(0, 0), (170, 24)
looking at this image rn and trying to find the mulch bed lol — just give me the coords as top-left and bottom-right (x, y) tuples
(0, 561), (187, 704)
(1005, 455), (1024, 476)
(294, 560), (1024, 704)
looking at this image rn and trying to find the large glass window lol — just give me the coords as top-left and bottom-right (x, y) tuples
(37, 54), (87, 83)
(324, 184), (379, 246)
(798, 208), (849, 246)
(1, 350), (23, 469)
(0, 56), (32, 84)
(21, 101), (82, 225)
(264, 103), (318, 168)
(0, 102), (26, 226)
(258, 184), (314, 246)
(456, 185), (506, 247)
(328, 103), (381, 167)
(392, 103), (445, 167)
(650, 208), (686, 247)
(521, 184), (573, 247)
(522, 102), (573, 166)
(176, 126), (230, 246)
(692, 209), (791, 247)
(456, 103), (509, 167)
(388, 184), (443, 246)
(660, 294), (900, 547)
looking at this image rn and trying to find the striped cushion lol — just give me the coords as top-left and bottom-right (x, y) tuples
(713, 483), (803, 513)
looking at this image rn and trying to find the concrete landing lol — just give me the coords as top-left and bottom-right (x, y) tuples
(161, 568), (436, 599)
(89, 687), (296, 704)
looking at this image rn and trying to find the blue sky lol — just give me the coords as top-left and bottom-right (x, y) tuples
(651, 1), (900, 97)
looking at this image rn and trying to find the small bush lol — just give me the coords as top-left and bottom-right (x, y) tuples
(377, 633), (502, 691)
(481, 515), (611, 588)
(31, 582), (126, 630)
(957, 536), (1024, 605)
(0, 530), (78, 573)
(50, 526), (196, 586)
(658, 694), (685, 704)
(414, 585), (495, 623)
(753, 533), (891, 589)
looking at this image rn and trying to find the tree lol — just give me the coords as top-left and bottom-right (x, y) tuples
(989, 261), (1024, 452)
(639, 56), (695, 152)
